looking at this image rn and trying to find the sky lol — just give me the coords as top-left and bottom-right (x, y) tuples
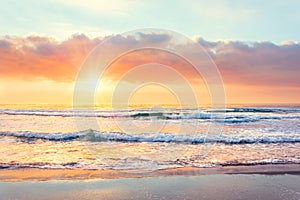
(1, 0), (300, 42)
(0, 0), (299, 105)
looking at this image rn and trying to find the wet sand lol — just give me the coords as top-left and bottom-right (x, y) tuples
(0, 164), (299, 181)
(0, 174), (299, 200)
(0, 164), (299, 200)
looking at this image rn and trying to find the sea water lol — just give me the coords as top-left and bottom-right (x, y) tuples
(0, 104), (299, 171)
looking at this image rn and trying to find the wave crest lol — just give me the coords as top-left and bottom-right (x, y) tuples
(1, 130), (299, 144)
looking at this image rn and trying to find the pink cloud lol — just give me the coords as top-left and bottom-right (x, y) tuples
(0, 33), (299, 90)
(0, 34), (101, 81)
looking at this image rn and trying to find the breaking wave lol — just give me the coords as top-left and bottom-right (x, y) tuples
(1, 108), (299, 123)
(1, 130), (299, 144)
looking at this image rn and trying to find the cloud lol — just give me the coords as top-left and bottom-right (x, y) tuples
(207, 40), (300, 87)
(0, 33), (299, 90)
(0, 34), (101, 81)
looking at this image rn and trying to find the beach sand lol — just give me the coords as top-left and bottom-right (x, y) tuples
(0, 164), (299, 200)
(0, 164), (299, 181)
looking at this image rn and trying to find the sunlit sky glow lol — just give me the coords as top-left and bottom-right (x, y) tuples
(0, 0), (299, 105)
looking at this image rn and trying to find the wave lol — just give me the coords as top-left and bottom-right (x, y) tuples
(218, 159), (300, 167)
(207, 107), (300, 113)
(0, 109), (176, 118)
(1, 158), (299, 170)
(181, 159), (300, 168)
(2, 109), (299, 124)
(0, 109), (133, 118)
(1, 130), (299, 144)
(164, 113), (300, 122)
(0, 162), (83, 169)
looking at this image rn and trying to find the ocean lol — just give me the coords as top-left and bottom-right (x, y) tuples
(0, 104), (299, 172)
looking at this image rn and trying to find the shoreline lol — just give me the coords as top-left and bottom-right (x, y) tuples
(0, 164), (299, 182)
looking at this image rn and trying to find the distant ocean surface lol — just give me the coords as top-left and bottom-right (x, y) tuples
(0, 104), (299, 171)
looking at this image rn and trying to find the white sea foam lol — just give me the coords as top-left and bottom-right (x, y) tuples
(1, 130), (299, 144)
(1, 108), (299, 124)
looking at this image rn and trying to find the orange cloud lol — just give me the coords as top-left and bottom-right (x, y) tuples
(0, 34), (100, 81)
(1, 34), (299, 86)
(0, 33), (299, 104)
